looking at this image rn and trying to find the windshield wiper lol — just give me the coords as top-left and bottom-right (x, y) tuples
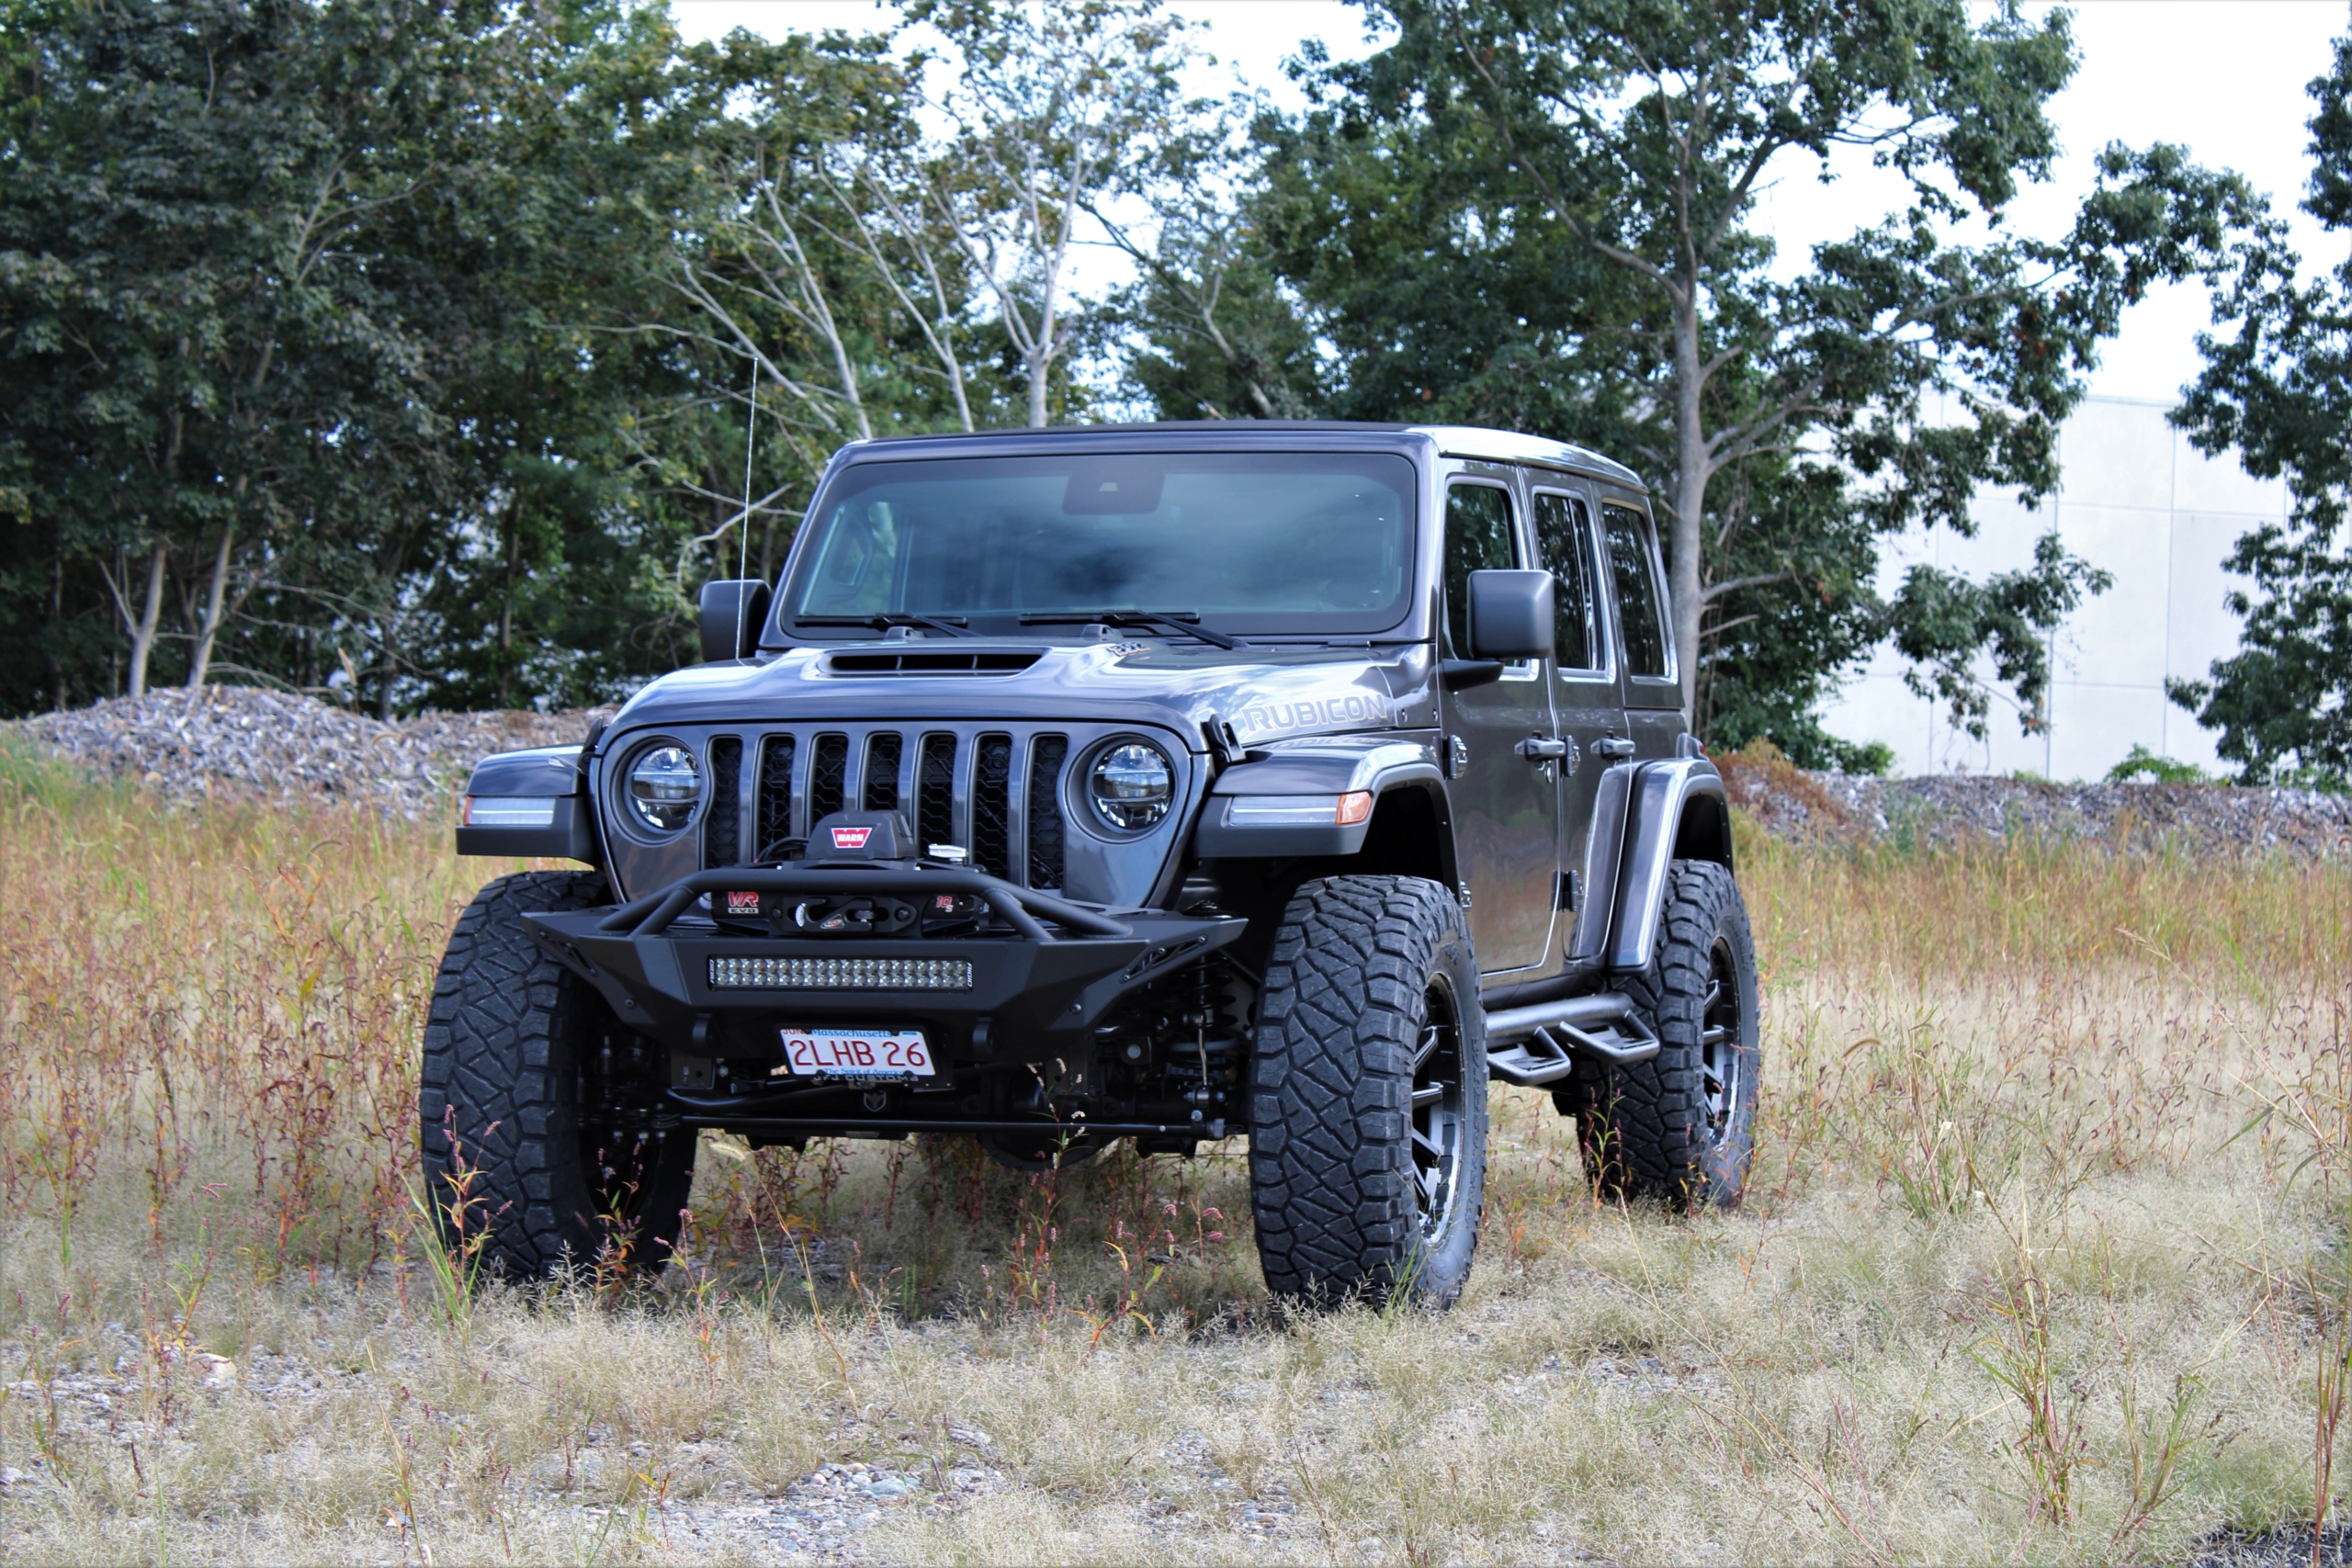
(1017, 610), (1238, 649)
(794, 612), (976, 640)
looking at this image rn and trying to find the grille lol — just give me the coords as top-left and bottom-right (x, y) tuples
(709, 955), (974, 991)
(660, 721), (1172, 900)
(809, 733), (848, 822)
(1026, 735), (1069, 889)
(917, 733), (956, 849)
(864, 731), (903, 811)
(972, 734), (1013, 880)
(754, 734), (795, 862)
(705, 737), (743, 866)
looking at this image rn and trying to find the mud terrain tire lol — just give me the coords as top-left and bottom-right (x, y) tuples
(420, 871), (695, 1278)
(1249, 875), (1487, 1306)
(1568, 860), (1758, 1209)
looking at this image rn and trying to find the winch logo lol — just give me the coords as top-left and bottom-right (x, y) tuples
(829, 825), (873, 850)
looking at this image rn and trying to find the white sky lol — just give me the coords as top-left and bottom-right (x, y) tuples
(669, 0), (2352, 404)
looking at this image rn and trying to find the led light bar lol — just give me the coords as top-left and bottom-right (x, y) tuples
(707, 955), (975, 991)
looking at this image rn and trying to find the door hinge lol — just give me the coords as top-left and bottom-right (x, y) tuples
(1445, 734), (1469, 778)
(1456, 881), (1474, 909)
(1557, 870), (1580, 911)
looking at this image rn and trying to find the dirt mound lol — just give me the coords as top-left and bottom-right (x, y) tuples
(1719, 741), (2352, 859)
(7, 686), (613, 817)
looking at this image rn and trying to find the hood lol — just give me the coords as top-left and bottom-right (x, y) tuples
(600, 640), (1440, 751)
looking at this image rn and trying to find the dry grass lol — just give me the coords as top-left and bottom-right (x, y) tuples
(2, 736), (2349, 1564)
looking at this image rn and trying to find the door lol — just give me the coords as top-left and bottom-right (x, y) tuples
(1530, 486), (1626, 961)
(1600, 499), (1684, 758)
(1439, 475), (1560, 974)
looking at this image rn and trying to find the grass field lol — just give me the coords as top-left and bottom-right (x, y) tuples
(2, 740), (2349, 1564)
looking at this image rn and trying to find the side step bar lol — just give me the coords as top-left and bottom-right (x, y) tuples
(1482, 992), (1660, 1087)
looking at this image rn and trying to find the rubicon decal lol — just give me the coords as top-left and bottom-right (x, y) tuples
(1232, 692), (1394, 737)
(829, 825), (873, 850)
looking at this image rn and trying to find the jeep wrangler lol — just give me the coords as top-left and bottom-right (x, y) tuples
(424, 422), (1758, 1305)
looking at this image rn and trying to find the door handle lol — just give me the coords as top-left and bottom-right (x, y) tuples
(1592, 737), (1636, 759)
(1515, 739), (1569, 760)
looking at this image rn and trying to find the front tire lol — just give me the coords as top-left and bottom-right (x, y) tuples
(420, 872), (695, 1278)
(1249, 875), (1487, 1306)
(1568, 859), (1759, 1209)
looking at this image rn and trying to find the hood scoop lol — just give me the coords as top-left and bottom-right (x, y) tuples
(826, 649), (1045, 675)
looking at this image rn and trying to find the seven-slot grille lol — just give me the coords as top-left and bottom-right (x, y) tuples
(700, 724), (1082, 890)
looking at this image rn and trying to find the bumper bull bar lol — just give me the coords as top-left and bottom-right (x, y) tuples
(522, 865), (1245, 1060)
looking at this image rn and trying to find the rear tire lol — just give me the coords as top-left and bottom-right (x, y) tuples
(1249, 875), (1487, 1306)
(419, 872), (695, 1278)
(1567, 859), (1758, 1209)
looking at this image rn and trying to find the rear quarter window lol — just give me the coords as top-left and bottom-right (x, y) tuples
(1601, 502), (1670, 679)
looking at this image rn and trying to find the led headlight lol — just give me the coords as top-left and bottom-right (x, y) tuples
(1088, 740), (1173, 831)
(627, 744), (703, 833)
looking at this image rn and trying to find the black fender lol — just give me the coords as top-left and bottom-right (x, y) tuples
(1190, 735), (1455, 881)
(455, 741), (603, 865)
(1605, 758), (1733, 971)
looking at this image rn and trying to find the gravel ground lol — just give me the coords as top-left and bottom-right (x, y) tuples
(1716, 748), (2352, 859)
(5, 686), (612, 818)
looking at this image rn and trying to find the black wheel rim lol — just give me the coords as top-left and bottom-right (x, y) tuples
(1408, 977), (1465, 1245)
(1698, 938), (1744, 1151)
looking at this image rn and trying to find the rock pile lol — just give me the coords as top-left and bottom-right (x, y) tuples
(10, 687), (2349, 857)
(1717, 745), (2352, 859)
(6, 686), (613, 817)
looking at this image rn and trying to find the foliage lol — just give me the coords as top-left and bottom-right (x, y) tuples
(0, 0), (921, 717)
(1254, 0), (2260, 747)
(2171, 31), (2352, 787)
(2107, 744), (2211, 785)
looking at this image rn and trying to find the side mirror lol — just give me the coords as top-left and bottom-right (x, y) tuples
(1466, 569), (1555, 661)
(698, 579), (772, 663)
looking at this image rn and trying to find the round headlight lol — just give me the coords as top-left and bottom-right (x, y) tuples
(1089, 740), (1173, 832)
(627, 744), (703, 833)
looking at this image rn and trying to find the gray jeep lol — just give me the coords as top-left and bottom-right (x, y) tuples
(424, 422), (1758, 1305)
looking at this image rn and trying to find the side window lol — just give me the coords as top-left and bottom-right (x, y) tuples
(1442, 482), (1519, 659)
(1532, 491), (1602, 672)
(1601, 502), (1669, 678)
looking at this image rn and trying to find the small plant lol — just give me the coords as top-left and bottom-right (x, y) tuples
(2109, 745), (2211, 784)
(409, 1106), (505, 1334)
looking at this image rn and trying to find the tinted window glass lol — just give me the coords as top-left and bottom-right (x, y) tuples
(1443, 482), (1519, 658)
(1532, 491), (1602, 671)
(785, 453), (1416, 637)
(1602, 502), (1669, 677)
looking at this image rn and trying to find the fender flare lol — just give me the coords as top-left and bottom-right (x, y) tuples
(1606, 758), (1733, 972)
(455, 742), (603, 864)
(1189, 736), (1452, 868)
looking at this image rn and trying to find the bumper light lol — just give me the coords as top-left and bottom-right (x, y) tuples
(708, 955), (975, 991)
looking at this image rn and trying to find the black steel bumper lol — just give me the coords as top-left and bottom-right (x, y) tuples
(523, 864), (1244, 1064)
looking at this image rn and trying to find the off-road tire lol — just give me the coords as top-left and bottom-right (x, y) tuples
(1566, 860), (1758, 1209)
(1249, 875), (1487, 1306)
(420, 872), (695, 1278)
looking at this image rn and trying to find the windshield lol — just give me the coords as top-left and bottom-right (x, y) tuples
(777, 452), (1418, 639)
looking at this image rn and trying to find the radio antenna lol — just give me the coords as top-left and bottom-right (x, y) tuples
(737, 357), (759, 648)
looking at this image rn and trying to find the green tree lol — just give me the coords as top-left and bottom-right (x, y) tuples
(2170, 30), (2352, 787)
(1259, 0), (2260, 749)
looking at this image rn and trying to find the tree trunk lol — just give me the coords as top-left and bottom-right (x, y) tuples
(1669, 294), (1709, 727)
(126, 543), (167, 699)
(186, 525), (235, 688)
(1026, 344), (1050, 428)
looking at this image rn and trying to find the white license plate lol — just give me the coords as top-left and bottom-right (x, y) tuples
(778, 1027), (934, 1078)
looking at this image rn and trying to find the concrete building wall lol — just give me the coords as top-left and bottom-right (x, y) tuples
(1816, 395), (2284, 779)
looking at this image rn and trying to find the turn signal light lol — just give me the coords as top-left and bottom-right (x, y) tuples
(1336, 791), (1374, 826)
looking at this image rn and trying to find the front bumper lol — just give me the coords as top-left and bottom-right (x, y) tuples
(524, 864), (1244, 1066)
